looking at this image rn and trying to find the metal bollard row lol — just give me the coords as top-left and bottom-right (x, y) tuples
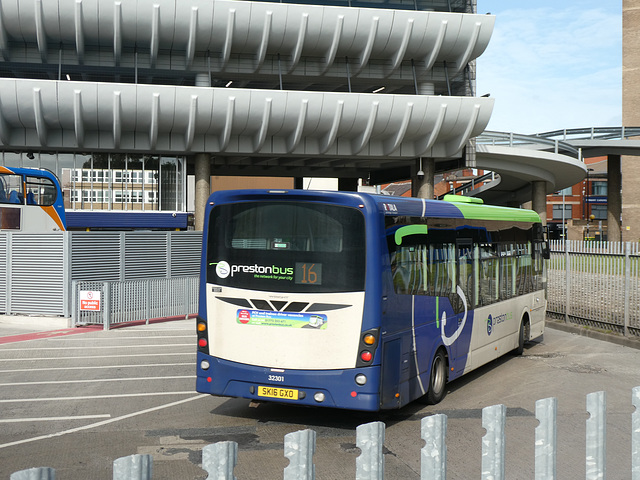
(10, 386), (640, 479)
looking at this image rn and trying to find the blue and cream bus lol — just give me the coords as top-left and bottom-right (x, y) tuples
(196, 189), (547, 410)
(0, 167), (66, 232)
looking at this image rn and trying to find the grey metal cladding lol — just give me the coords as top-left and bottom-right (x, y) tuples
(0, 0), (494, 73)
(0, 80), (494, 158)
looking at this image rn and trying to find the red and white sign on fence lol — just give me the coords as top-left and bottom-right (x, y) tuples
(80, 290), (101, 311)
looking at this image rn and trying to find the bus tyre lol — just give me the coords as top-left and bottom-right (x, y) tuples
(426, 350), (447, 405)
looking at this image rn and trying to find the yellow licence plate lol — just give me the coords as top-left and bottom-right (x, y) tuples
(258, 386), (299, 400)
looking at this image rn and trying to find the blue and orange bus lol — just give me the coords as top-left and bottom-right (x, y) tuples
(0, 167), (66, 232)
(196, 189), (547, 410)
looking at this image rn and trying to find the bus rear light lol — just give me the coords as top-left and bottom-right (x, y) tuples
(363, 334), (376, 345)
(200, 360), (210, 370)
(314, 392), (325, 403)
(360, 351), (372, 362)
(355, 374), (367, 385)
(197, 322), (207, 332)
(198, 338), (208, 348)
(351, 391), (357, 397)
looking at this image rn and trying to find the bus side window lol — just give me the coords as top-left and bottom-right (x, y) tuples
(25, 176), (57, 206)
(9, 190), (21, 204)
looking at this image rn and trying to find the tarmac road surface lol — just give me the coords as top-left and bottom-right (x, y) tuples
(0, 318), (639, 479)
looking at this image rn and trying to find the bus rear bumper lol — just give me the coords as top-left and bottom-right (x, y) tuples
(196, 353), (381, 411)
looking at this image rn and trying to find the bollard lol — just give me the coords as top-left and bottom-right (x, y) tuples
(356, 421), (385, 480)
(10, 467), (56, 480)
(535, 397), (557, 480)
(112, 454), (152, 480)
(284, 429), (316, 480)
(202, 441), (238, 480)
(586, 391), (606, 480)
(421, 414), (447, 480)
(481, 404), (506, 480)
(633, 386), (640, 480)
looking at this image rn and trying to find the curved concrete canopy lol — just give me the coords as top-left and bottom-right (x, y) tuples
(0, 0), (494, 79)
(0, 79), (494, 166)
(475, 144), (587, 205)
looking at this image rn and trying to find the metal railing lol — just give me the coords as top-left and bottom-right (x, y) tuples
(547, 240), (640, 337)
(11, 387), (640, 479)
(477, 131), (580, 157)
(535, 126), (640, 141)
(72, 276), (199, 329)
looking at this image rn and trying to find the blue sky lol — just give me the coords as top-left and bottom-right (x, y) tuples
(476, 1), (622, 134)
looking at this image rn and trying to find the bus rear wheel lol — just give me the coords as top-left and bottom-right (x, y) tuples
(426, 350), (447, 405)
(513, 316), (529, 356)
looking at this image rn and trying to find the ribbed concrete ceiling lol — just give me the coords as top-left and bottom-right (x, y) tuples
(0, 78), (494, 163)
(0, 0), (494, 79)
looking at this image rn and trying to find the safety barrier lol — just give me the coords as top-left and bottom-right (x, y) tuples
(547, 240), (640, 337)
(71, 276), (198, 329)
(10, 387), (640, 479)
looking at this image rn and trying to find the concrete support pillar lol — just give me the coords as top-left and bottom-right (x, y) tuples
(607, 155), (622, 242)
(194, 153), (211, 231)
(412, 157), (435, 199)
(531, 181), (547, 226)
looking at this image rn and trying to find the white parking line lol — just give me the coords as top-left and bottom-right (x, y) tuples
(46, 334), (195, 341)
(0, 343), (192, 351)
(0, 391), (197, 403)
(0, 363), (194, 374)
(0, 415), (112, 423)
(0, 394), (209, 449)
(0, 375), (194, 387)
(0, 353), (194, 362)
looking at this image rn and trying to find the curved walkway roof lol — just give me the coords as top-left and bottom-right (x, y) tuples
(474, 128), (640, 206)
(475, 131), (587, 205)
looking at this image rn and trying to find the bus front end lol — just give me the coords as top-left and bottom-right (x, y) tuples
(196, 189), (383, 411)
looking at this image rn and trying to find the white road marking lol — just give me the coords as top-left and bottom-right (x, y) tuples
(0, 391), (197, 403)
(0, 394), (209, 449)
(0, 415), (112, 424)
(46, 334), (195, 341)
(0, 375), (194, 387)
(0, 353), (194, 362)
(0, 343), (192, 351)
(0, 363), (194, 374)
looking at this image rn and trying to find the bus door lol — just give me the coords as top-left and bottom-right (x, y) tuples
(441, 239), (474, 375)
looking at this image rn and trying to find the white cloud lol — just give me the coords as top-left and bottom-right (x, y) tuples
(476, 3), (621, 134)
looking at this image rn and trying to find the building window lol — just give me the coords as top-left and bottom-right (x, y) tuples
(63, 154), (184, 212)
(552, 204), (572, 220)
(592, 181), (607, 196)
(556, 186), (572, 196)
(146, 171), (158, 184)
(591, 204), (607, 220)
(146, 191), (158, 204)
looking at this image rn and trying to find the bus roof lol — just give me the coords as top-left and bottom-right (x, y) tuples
(208, 189), (542, 224)
(0, 166), (61, 183)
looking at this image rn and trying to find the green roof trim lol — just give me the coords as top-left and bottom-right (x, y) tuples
(454, 202), (541, 223)
(395, 224), (429, 245)
(443, 194), (484, 204)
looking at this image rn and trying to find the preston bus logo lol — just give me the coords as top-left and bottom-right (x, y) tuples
(215, 261), (231, 279)
(487, 315), (493, 336)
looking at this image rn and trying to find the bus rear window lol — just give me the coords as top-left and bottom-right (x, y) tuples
(207, 202), (366, 293)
